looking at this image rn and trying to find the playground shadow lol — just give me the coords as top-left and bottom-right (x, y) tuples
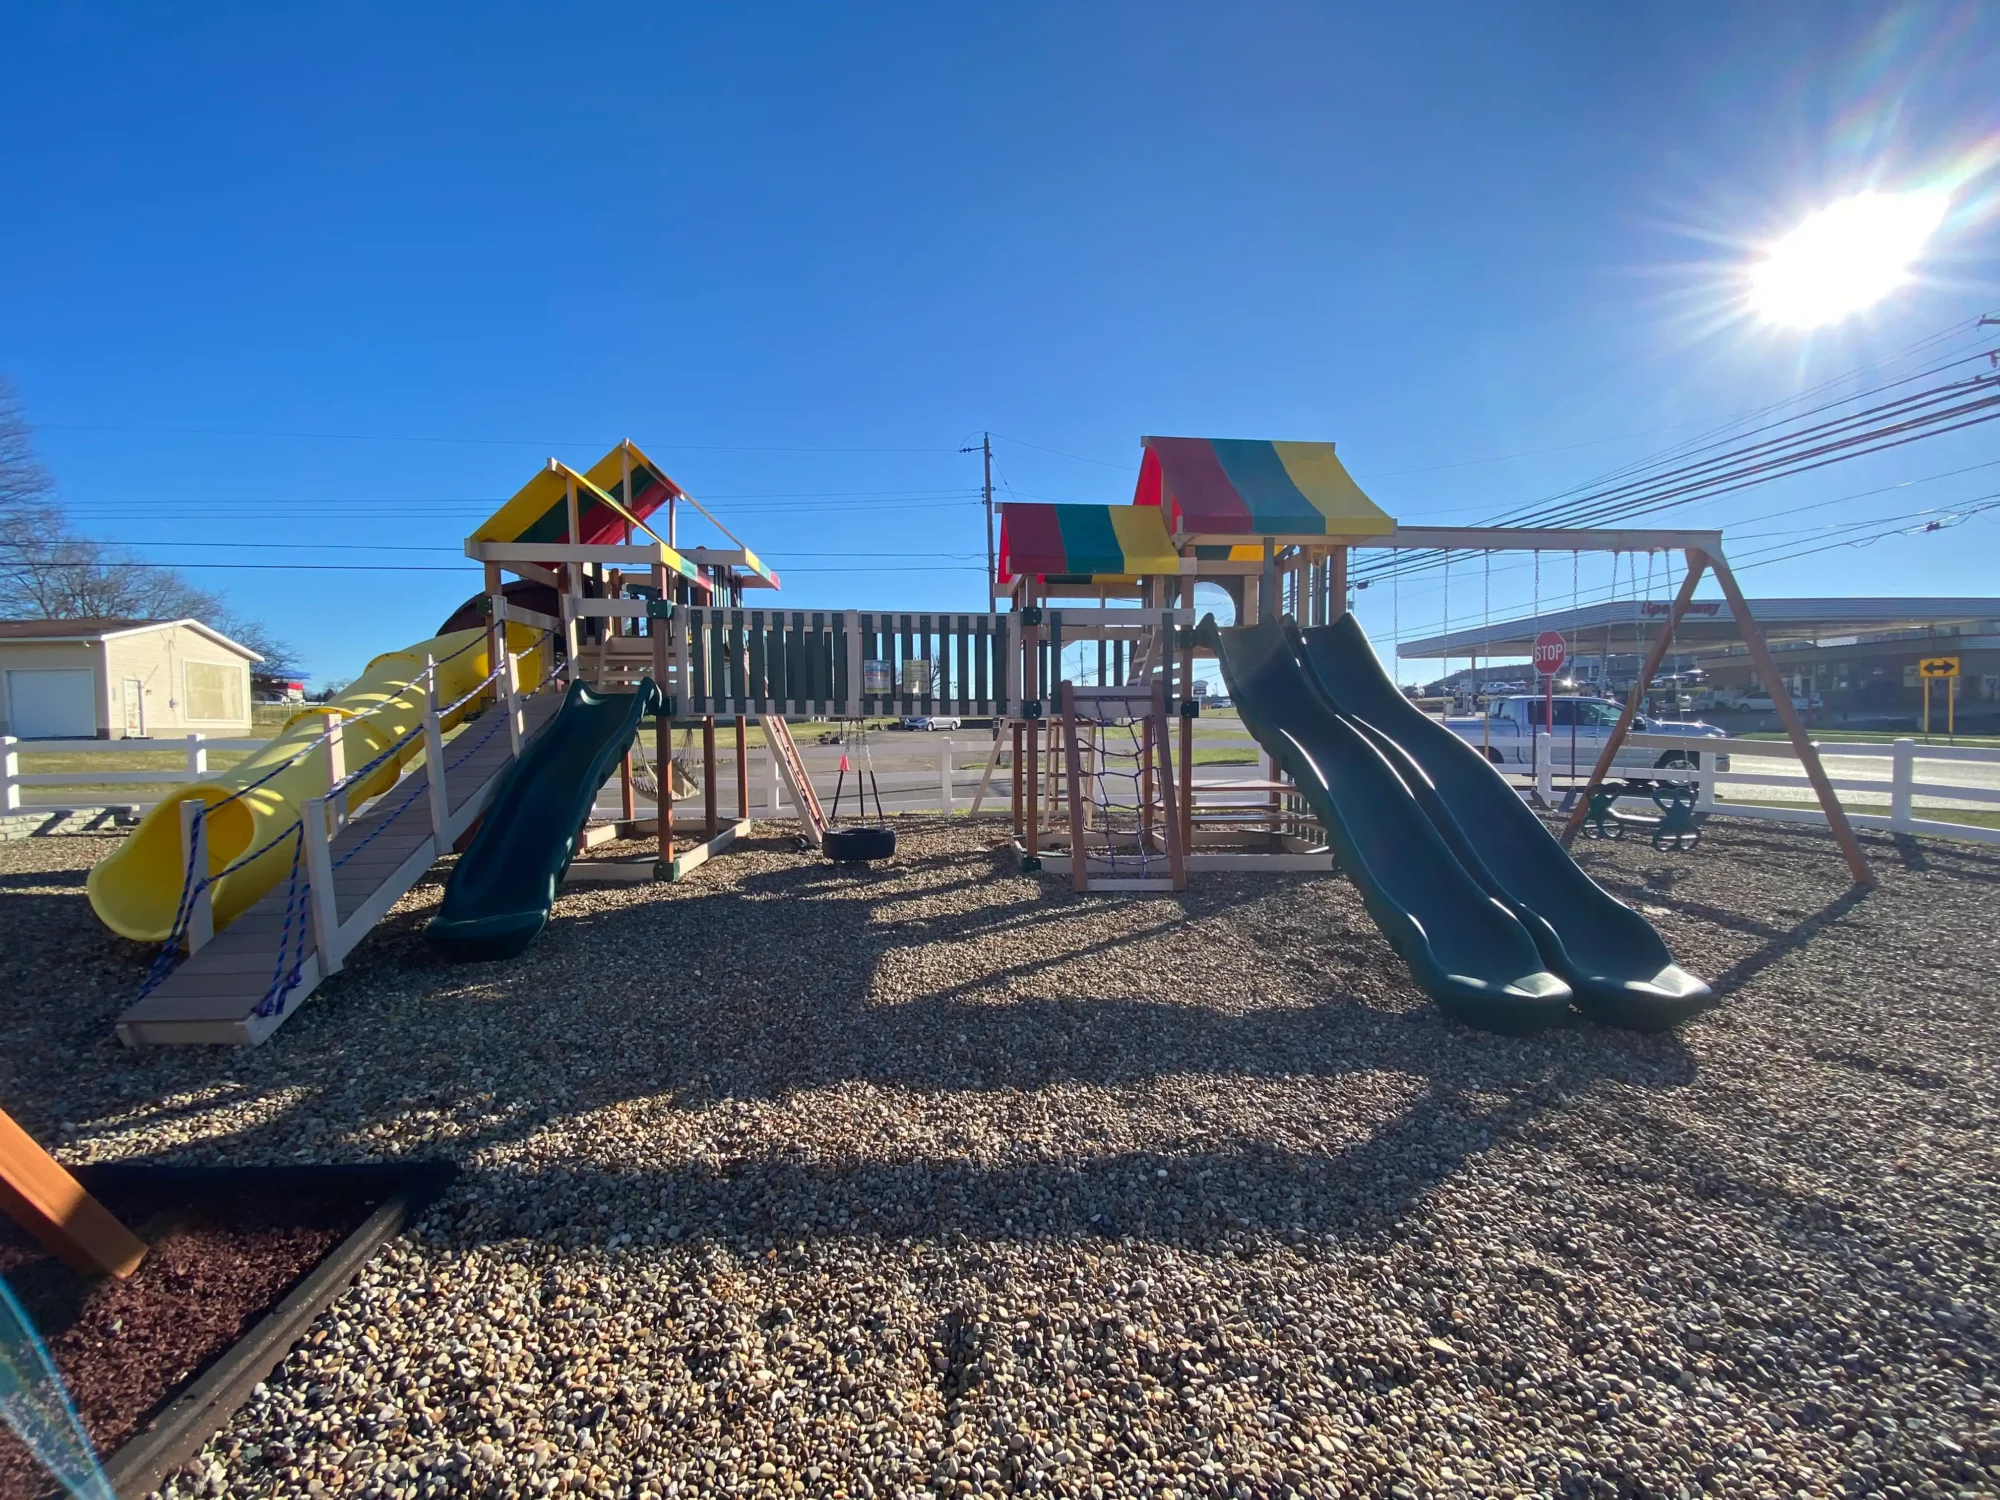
(428, 1071), (1583, 1256)
(190, 835), (1714, 1261)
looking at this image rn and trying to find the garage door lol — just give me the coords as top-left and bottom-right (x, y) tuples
(5, 668), (97, 739)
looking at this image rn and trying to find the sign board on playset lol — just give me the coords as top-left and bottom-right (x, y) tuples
(1533, 631), (1567, 677)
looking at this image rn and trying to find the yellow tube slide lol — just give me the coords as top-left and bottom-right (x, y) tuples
(88, 625), (549, 943)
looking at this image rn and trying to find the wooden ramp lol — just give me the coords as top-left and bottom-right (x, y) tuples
(116, 695), (560, 1047)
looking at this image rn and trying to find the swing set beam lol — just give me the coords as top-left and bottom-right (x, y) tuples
(1552, 547), (1873, 887)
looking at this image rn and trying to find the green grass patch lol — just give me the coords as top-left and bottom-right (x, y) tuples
(1742, 728), (2000, 749)
(1716, 795), (2000, 835)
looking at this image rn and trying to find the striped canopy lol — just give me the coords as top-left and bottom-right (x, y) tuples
(1135, 436), (1393, 538)
(997, 501), (1180, 583)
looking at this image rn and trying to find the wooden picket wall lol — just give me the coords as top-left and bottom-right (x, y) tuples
(674, 609), (1014, 719)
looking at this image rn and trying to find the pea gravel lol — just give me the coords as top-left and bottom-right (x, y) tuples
(1, 817), (1996, 1499)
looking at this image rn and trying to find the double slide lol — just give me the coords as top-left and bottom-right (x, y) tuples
(1205, 614), (1710, 1034)
(426, 678), (660, 962)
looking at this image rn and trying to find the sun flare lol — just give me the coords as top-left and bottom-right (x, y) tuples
(1748, 190), (1949, 329)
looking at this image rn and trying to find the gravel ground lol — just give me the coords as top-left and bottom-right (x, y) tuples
(2, 817), (1997, 1499)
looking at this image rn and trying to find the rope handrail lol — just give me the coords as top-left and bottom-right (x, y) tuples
(137, 627), (558, 1005)
(208, 632), (489, 811)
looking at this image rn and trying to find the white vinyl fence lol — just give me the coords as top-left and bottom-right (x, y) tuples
(1, 733), (266, 816)
(1533, 732), (2000, 846)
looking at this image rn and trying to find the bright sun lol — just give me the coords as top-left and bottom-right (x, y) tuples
(1748, 189), (1950, 329)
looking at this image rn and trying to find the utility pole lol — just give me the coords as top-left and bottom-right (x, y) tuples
(962, 432), (995, 609)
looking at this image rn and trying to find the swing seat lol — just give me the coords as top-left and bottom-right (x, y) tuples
(825, 825), (897, 862)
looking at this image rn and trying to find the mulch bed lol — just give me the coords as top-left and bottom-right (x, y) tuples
(0, 1180), (380, 1500)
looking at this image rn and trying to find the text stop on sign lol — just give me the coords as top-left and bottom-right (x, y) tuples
(1534, 631), (1567, 677)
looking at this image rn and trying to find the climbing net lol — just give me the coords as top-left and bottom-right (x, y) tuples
(1073, 699), (1165, 875)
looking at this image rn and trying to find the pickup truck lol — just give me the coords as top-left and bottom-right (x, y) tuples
(1445, 695), (1729, 776)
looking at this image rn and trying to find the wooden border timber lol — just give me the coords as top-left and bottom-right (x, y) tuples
(1556, 547), (1873, 886)
(0, 1104), (147, 1277)
(658, 817), (751, 882)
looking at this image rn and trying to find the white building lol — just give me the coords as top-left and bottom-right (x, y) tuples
(0, 618), (262, 740)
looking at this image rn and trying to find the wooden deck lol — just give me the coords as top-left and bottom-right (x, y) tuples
(116, 696), (560, 1047)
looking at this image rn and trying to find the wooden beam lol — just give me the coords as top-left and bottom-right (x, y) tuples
(0, 1105), (147, 1277)
(1561, 551), (1709, 847)
(1708, 551), (1874, 886)
(467, 542), (676, 566)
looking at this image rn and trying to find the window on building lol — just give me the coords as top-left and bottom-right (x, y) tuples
(185, 660), (246, 722)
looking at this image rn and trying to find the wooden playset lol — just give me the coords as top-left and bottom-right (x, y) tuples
(992, 435), (1875, 892)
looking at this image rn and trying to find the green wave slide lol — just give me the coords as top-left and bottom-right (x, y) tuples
(427, 678), (661, 962)
(1297, 614), (1711, 1031)
(1203, 615), (1573, 1034)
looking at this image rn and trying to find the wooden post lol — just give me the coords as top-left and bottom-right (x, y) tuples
(1178, 580), (1194, 855)
(422, 655), (451, 845)
(180, 798), (213, 953)
(0, 735), (18, 813)
(484, 559), (505, 706)
(503, 649), (522, 756)
(703, 715), (719, 839)
(1155, 680), (1187, 890)
(620, 751), (635, 821)
(1708, 550), (1874, 886)
(1561, 551), (1709, 847)
(1330, 545), (1348, 620)
(654, 563), (673, 867)
(1025, 593), (1041, 864)
(1061, 682), (1088, 892)
(939, 739), (954, 815)
(0, 1106), (147, 1278)
(1140, 709), (1155, 848)
(302, 795), (341, 978)
(1011, 720), (1024, 837)
(736, 714), (750, 821)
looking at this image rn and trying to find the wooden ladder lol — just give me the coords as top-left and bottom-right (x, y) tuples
(761, 714), (828, 846)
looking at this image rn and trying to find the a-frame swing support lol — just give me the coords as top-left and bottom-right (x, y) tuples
(1554, 545), (1873, 886)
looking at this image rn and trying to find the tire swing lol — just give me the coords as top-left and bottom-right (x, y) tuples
(823, 720), (897, 863)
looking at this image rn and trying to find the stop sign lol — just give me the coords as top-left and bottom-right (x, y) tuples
(1533, 631), (1567, 677)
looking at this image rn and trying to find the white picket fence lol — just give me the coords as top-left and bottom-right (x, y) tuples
(1532, 732), (2000, 846)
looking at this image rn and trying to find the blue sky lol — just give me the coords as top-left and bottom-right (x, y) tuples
(2, 2), (1996, 687)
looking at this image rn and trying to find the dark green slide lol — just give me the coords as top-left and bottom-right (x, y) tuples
(1298, 614), (1712, 1031)
(1203, 616), (1572, 1034)
(428, 678), (661, 962)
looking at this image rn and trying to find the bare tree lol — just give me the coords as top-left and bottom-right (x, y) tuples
(0, 377), (301, 675)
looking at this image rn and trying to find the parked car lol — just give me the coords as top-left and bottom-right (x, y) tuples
(899, 715), (962, 732)
(1444, 695), (1729, 775)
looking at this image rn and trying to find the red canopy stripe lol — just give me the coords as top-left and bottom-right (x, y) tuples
(1144, 436), (1254, 533)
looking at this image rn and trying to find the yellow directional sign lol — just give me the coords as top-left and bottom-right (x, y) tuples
(1919, 656), (1961, 679)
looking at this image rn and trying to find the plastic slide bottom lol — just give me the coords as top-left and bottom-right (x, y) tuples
(1297, 615), (1712, 1032)
(426, 678), (660, 963)
(1203, 615), (1572, 1035)
(87, 625), (547, 944)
